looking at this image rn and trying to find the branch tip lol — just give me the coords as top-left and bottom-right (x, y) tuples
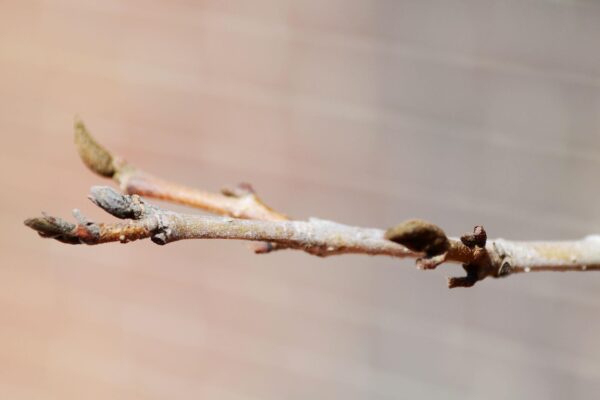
(24, 214), (80, 244)
(74, 118), (117, 178)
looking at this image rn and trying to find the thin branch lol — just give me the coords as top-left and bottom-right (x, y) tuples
(74, 119), (288, 221)
(25, 187), (600, 288)
(25, 186), (417, 258)
(23, 120), (600, 288)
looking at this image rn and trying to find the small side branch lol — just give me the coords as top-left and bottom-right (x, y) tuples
(74, 119), (288, 222)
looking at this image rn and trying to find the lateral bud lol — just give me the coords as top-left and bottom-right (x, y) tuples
(385, 219), (450, 257)
(89, 186), (146, 219)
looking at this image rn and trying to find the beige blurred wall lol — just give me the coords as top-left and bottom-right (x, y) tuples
(1, 1), (600, 399)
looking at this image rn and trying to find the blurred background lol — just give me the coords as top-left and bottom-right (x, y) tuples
(2, 0), (600, 398)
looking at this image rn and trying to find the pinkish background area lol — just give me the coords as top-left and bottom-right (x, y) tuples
(2, 1), (600, 399)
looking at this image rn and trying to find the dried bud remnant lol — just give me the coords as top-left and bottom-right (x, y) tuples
(448, 264), (479, 288)
(460, 225), (487, 248)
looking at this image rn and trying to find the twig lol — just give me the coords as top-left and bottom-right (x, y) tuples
(25, 187), (600, 288)
(23, 120), (600, 288)
(74, 119), (288, 222)
(25, 186), (417, 257)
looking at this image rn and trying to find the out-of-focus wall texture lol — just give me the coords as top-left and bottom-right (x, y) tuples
(2, 1), (600, 399)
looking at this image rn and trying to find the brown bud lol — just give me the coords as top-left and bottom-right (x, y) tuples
(385, 219), (450, 256)
(74, 118), (116, 178)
